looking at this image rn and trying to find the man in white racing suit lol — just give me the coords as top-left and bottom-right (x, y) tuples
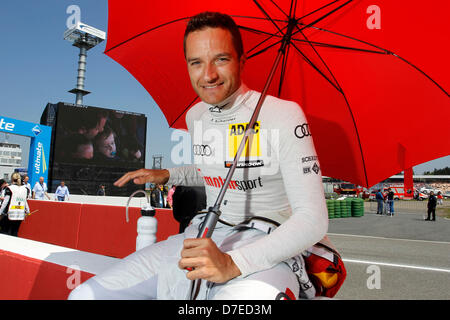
(69, 11), (328, 300)
(0, 172), (30, 237)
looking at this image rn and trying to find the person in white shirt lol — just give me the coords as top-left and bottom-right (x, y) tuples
(69, 12), (328, 300)
(55, 181), (70, 201)
(32, 176), (50, 200)
(23, 175), (32, 199)
(0, 172), (30, 236)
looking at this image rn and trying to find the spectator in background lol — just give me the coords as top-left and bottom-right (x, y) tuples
(0, 172), (30, 237)
(0, 179), (7, 202)
(425, 191), (437, 221)
(32, 176), (50, 200)
(387, 188), (395, 216)
(437, 191), (443, 205)
(376, 189), (384, 215)
(167, 185), (176, 208)
(55, 181), (70, 201)
(23, 175), (31, 198)
(97, 185), (106, 196)
(0, 179), (9, 234)
(151, 184), (167, 208)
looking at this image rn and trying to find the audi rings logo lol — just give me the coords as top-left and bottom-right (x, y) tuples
(294, 123), (311, 139)
(193, 144), (212, 156)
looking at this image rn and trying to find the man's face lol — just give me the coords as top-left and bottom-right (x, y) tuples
(61, 182), (65, 187)
(39, 177), (44, 183)
(185, 27), (245, 105)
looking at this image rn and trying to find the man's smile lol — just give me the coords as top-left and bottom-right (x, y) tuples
(202, 82), (224, 89)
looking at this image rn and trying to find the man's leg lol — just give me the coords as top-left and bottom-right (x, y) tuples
(68, 232), (186, 300)
(207, 260), (305, 300)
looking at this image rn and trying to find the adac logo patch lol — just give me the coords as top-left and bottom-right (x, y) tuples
(228, 121), (261, 158)
(226, 121), (264, 168)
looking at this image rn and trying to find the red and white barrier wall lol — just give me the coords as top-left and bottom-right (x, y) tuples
(20, 199), (179, 258)
(0, 234), (118, 299)
(0, 199), (180, 299)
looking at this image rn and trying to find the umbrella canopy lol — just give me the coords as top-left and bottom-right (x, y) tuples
(105, 0), (450, 188)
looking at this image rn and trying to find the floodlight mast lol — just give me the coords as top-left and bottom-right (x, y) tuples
(64, 22), (106, 105)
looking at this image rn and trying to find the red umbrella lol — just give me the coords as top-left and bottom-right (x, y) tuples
(105, 0), (450, 188)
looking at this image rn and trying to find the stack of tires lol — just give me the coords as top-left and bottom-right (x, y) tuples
(342, 198), (352, 217)
(326, 198), (365, 219)
(326, 200), (335, 219)
(351, 198), (364, 217)
(334, 200), (341, 218)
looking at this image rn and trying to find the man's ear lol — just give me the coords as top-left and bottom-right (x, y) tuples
(240, 54), (246, 72)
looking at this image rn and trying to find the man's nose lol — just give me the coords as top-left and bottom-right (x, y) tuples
(203, 63), (218, 82)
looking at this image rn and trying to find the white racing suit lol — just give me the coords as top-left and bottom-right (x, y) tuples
(69, 85), (328, 300)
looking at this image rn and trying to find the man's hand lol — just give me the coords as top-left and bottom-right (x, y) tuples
(179, 238), (241, 283)
(114, 169), (170, 187)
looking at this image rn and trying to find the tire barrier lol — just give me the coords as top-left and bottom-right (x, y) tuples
(326, 198), (364, 219)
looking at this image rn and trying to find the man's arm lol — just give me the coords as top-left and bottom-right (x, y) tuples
(114, 169), (170, 187)
(114, 166), (203, 188)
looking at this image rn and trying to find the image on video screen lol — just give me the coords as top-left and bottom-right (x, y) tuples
(53, 104), (146, 168)
(48, 103), (147, 196)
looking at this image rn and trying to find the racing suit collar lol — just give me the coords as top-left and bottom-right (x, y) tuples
(205, 84), (250, 115)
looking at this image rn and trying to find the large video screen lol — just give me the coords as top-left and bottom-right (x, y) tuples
(48, 103), (147, 196)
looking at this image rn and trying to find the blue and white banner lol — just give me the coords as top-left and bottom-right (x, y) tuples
(0, 116), (52, 187)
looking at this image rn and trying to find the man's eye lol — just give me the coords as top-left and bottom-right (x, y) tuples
(190, 61), (200, 66)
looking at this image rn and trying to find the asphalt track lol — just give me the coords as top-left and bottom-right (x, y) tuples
(327, 210), (450, 300)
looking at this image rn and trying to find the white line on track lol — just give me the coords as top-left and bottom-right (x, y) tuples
(342, 258), (450, 273)
(327, 232), (450, 245)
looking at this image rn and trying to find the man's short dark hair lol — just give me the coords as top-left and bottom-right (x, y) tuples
(183, 11), (244, 58)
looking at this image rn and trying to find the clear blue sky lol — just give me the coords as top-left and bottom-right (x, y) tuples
(0, 0), (185, 170)
(1, 1), (448, 176)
